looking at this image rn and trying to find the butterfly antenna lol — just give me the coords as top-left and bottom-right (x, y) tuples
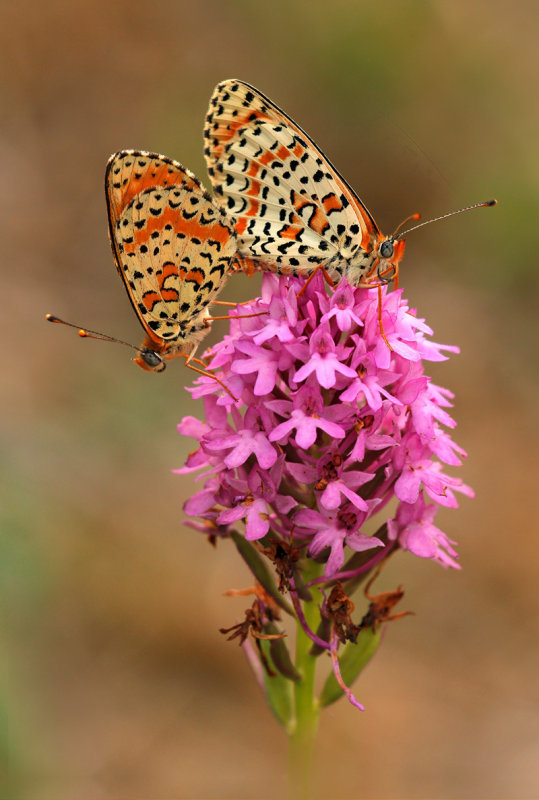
(46, 314), (141, 353)
(395, 199), (497, 239)
(392, 212), (421, 238)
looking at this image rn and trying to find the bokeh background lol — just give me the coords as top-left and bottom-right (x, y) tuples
(2, 1), (538, 798)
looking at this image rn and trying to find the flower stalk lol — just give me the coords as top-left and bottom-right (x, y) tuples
(287, 559), (322, 800)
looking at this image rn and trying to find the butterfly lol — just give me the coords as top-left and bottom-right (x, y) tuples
(104, 150), (238, 371)
(203, 80), (406, 291)
(48, 150), (239, 378)
(203, 80), (495, 295)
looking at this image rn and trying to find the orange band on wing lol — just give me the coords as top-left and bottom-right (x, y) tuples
(133, 207), (231, 248)
(177, 266), (205, 285)
(291, 191), (329, 235)
(310, 209), (329, 235)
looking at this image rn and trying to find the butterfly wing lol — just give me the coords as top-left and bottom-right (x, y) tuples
(204, 80), (381, 278)
(106, 151), (236, 352)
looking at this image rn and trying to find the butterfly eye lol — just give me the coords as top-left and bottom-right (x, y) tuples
(379, 240), (394, 259)
(140, 349), (166, 371)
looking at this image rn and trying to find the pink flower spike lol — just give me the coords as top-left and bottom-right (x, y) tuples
(178, 271), (473, 596)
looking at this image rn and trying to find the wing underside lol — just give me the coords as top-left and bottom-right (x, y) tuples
(106, 151), (236, 345)
(204, 80), (380, 272)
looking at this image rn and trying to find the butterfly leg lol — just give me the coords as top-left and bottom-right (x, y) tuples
(185, 343), (221, 373)
(212, 300), (252, 307)
(161, 347), (207, 369)
(206, 311), (268, 322)
(377, 285), (393, 351)
(296, 264), (335, 298)
(183, 357), (238, 402)
(162, 342), (237, 400)
(184, 343), (201, 365)
(189, 355), (211, 368)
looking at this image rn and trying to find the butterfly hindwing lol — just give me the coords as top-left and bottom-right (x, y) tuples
(106, 150), (236, 350)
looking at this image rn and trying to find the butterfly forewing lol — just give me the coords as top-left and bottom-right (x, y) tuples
(106, 150), (236, 354)
(204, 80), (380, 277)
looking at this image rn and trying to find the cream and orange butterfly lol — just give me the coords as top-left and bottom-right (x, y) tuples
(204, 79), (495, 295)
(48, 150), (241, 386)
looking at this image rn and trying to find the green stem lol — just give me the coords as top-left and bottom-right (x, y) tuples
(287, 562), (322, 800)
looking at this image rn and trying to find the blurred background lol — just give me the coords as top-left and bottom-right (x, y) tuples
(2, 1), (538, 798)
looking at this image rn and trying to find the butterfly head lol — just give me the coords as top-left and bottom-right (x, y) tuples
(133, 328), (206, 372)
(133, 333), (191, 372)
(134, 347), (167, 372)
(374, 236), (406, 284)
(350, 235), (405, 288)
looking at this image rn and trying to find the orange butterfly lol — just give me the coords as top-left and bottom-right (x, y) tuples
(204, 80), (495, 299)
(48, 150), (239, 382)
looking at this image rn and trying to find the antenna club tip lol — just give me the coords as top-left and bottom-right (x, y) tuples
(78, 329), (88, 338)
(46, 313), (56, 322)
(487, 199), (497, 207)
(412, 212), (421, 220)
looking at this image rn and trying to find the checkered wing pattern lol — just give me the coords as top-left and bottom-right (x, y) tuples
(106, 151), (236, 354)
(204, 80), (381, 280)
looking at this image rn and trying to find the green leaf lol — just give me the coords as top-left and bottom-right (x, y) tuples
(318, 627), (382, 708)
(268, 630), (301, 682)
(230, 530), (294, 616)
(258, 638), (295, 731)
